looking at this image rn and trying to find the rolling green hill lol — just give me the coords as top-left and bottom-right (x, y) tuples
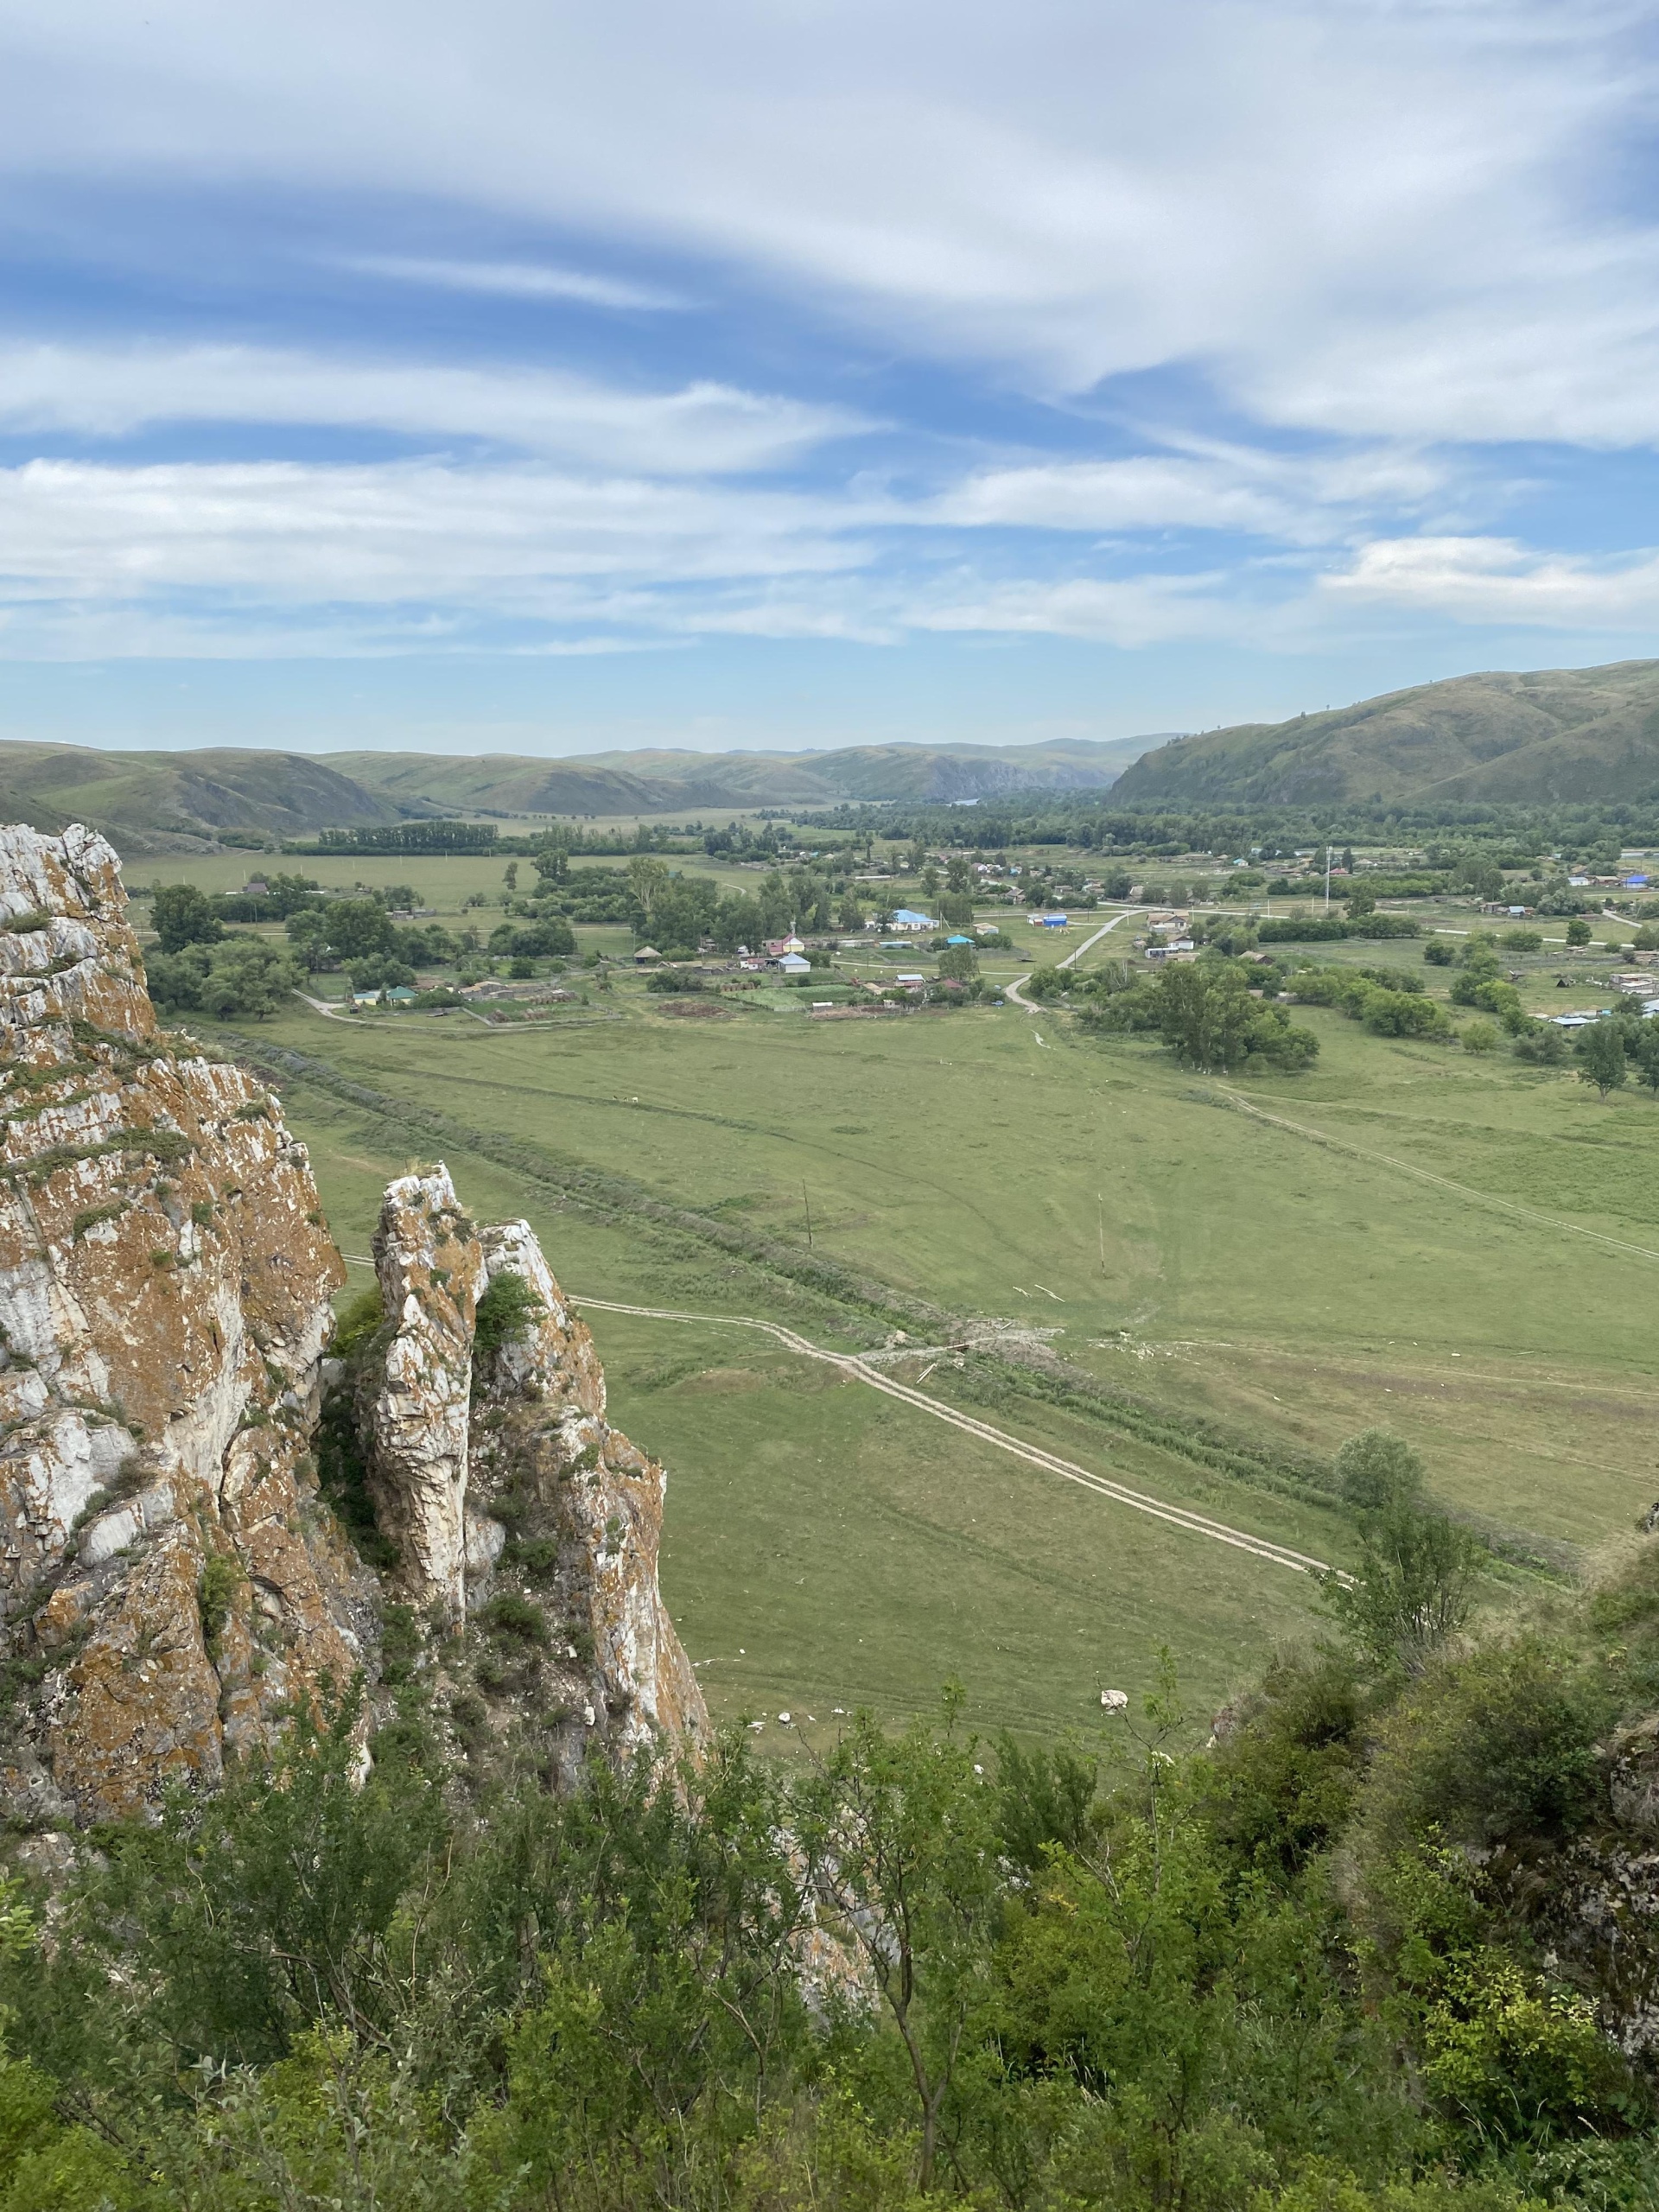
(1111, 658), (1659, 806)
(0, 733), (1159, 852)
(325, 734), (1159, 816)
(0, 741), (404, 854)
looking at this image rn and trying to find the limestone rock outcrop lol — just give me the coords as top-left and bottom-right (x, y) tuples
(351, 1173), (705, 1784)
(364, 1169), (486, 1624)
(466, 1213), (706, 1778)
(0, 823), (704, 1830)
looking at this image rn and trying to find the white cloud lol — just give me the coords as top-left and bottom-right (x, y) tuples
(911, 570), (1247, 648)
(1, 0), (1651, 444)
(1325, 536), (1659, 627)
(3, 0), (1656, 692)
(0, 343), (864, 473)
(923, 443), (1449, 543)
(0, 449), (1293, 655)
(0, 459), (875, 659)
(334, 254), (689, 311)
(0, 455), (872, 591)
(0, 450), (1595, 663)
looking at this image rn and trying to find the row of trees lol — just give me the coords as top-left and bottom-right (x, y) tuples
(807, 794), (1659, 865)
(1055, 958), (1322, 1073)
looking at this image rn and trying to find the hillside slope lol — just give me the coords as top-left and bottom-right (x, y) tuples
(1111, 660), (1659, 806)
(0, 741), (406, 853)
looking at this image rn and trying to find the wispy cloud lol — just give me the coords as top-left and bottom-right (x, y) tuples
(0, 450), (1312, 658)
(922, 443), (1449, 543)
(0, 0), (1655, 715)
(2, 0), (1649, 437)
(1325, 537), (1659, 628)
(334, 254), (689, 311)
(0, 345), (868, 474)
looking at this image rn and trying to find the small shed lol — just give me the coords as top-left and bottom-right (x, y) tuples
(776, 952), (810, 976)
(633, 944), (664, 965)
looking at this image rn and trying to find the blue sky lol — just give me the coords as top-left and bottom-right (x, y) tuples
(3, 0), (1659, 756)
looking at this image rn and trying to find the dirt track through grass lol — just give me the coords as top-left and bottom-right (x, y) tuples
(1216, 1086), (1659, 1264)
(573, 1295), (1339, 1577)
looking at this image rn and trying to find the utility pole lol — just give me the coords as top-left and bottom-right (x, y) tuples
(802, 1180), (813, 1248)
(1325, 843), (1332, 912)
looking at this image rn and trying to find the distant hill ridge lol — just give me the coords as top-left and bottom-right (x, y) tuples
(1111, 659), (1659, 807)
(324, 734), (1159, 816)
(0, 743), (401, 855)
(0, 734), (1160, 852)
(7, 657), (1653, 855)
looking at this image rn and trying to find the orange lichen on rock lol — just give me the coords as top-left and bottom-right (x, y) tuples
(461, 1217), (707, 1783)
(0, 824), (369, 1827)
(0, 823), (703, 1830)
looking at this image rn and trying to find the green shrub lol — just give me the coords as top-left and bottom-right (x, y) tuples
(1321, 1505), (1481, 1673)
(330, 1285), (385, 1363)
(1422, 1953), (1634, 2146)
(473, 1270), (544, 1360)
(504, 1536), (560, 1583)
(198, 1553), (245, 1653)
(1364, 1637), (1616, 1851)
(479, 1592), (549, 1644)
(70, 1201), (127, 1242)
(1334, 1428), (1425, 1512)
(1513, 1020), (1569, 1065)
(1194, 1648), (1367, 1880)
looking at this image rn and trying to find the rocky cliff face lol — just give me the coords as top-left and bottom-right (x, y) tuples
(346, 1168), (706, 1788)
(0, 824), (703, 1834)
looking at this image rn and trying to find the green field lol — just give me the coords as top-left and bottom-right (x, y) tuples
(200, 930), (1659, 1743)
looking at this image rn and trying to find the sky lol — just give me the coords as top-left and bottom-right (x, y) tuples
(3, 0), (1659, 757)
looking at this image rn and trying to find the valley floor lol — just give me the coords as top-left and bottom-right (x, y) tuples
(232, 980), (1659, 1742)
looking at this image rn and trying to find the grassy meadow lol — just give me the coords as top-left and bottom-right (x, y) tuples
(202, 921), (1659, 1738)
(119, 836), (1659, 1738)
